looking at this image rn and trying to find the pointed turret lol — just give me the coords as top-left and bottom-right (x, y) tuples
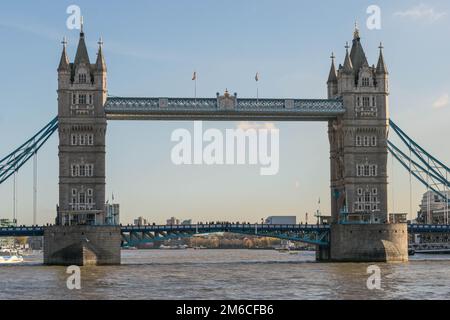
(343, 42), (353, 73)
(74, 17), (90, 65)
(376, 43), (388, 74)
(57, 37), (70, 72)
(349, 23), (368, 72)
(95, 37), (107, 72)
(327, 52), (337, 83)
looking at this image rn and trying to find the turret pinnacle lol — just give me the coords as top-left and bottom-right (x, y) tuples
(350, 25), (368, 72)
(58, 37), (70, 72)
(327, 52), (337, 83)
(376, 42), (388, 74)
(343, 42), (353, 73)
(74, 17), (90, 65)
(95, 37), (107, 72)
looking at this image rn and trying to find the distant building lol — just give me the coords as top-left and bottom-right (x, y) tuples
(389, 213), (408, 224)
(181, 219), (192, 225)
(0, 237), (15, 249)
(265, 216), (296, 224)
(417, 191), (450, 224)
(105, 203), (120, 225)
(0, 219), (15, 227)
(166, 217), (180, 225)
(134, 216), (148, 226)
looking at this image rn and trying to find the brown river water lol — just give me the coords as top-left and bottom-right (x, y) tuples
(0, 250), (449, 300)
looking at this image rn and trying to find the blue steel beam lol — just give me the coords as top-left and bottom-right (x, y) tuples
(1, 224), (450, 242)
(121, 224), (331, 247)
(388, 120), (450, 202)
(0, 117), (58, 185)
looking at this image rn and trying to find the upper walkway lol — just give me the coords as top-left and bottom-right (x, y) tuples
(104, 96), (345, 121)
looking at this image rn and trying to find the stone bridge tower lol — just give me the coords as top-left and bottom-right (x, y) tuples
(45, 25), (120, 266)
(327, 27), (389, 224)
(56, 26), (107, 226)
(319, 28), (407, 262)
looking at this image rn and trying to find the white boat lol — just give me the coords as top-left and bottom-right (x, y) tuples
(0, 249), (24, 264)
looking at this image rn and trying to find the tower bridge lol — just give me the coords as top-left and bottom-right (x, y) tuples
(1, 24), (450, 265)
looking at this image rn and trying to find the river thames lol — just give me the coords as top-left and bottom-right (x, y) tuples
(0, 250), (449, 300)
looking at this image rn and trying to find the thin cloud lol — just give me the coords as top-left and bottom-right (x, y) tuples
(0, 19), (179, 63)
(394, 4), (447, 23)
(433, 93), (449, 109)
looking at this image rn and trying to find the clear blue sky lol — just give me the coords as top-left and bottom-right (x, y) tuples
(1, 0), (450, 225)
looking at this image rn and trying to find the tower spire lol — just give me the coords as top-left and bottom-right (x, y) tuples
(327, 52), (337, 83)
(74, 18), (90, 65)
(353, 21), (360, 39)
(80, 16), (84, 35)
(376, 42), (388, 74)
(96, 37), (107, 72)
(58, 37), (70, 72)
(343, 42), (353, 73)
(349, 23), (368, 72)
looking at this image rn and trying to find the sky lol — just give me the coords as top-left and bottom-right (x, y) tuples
(1, 0), (450, 225)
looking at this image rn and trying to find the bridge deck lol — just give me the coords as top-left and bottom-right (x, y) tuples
(104, 97), (345, 121)
(1, 224), (449, 238)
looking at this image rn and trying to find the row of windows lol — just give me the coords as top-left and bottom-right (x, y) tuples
(79, 74), (87, 84)
(71, 164), (94, 177)
(70, 188), (95, 210)
(71, 134), (94, 146)
(356, 135), (377, 147)
(356, 164), (378, 177)
(357, 188), (378, 196)
(72, 93), (93, 105)
(361, 77), (370, 87)
(356, 96), (376, 107)
(354, 188), (380, 212)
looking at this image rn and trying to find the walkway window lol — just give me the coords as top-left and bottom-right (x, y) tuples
(79, 94), (87, 104)
(71, 134), (77, 146)
(79, 192), (86, 204)
(87, 164), (94, 177)
(71, 165), (78, 177)
(371, 136), (377, 146)
(88, 134), (94, 145)
(79, 74), (87, 84)
(370, 165), (377, 176)
(362, 78), (370, 87)
(79, 165), (86, 177)
(79, 134), (85, 145)
(363, 136), (369, 146)
(363, 97), (370, 107)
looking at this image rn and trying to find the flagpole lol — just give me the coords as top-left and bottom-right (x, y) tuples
(255, 72), (259, 105)
(192, 71), (197, 104)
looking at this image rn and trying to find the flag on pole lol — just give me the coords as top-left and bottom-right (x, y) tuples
(192, 71), (197, 81)
(255, 72), (259, 82)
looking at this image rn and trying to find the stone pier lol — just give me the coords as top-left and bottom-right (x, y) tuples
(44, 226), (121, 266)
(317, 223), (409, 262)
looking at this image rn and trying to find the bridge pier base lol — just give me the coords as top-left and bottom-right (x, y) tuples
(44, 226), (121, 266)
(317, 223), (408, 262)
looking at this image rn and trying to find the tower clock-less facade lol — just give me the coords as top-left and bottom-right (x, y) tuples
(327, 28), (389, 223)
(57, 27), (108, 226)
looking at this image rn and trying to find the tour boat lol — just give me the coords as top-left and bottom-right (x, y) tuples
(0, 249), (24, 264)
